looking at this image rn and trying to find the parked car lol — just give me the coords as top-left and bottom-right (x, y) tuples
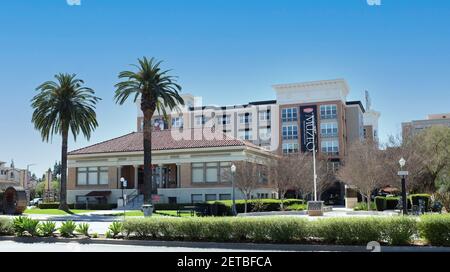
(30, 198), (43, 206)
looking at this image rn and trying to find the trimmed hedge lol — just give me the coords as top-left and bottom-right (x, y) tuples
(418, 214), (450, 246)
(408, 194), (431, 211)
(123, 217), (309, 243)
(375, 194), (432, 211)
(202, 199), (305, 216)
(123, 216), (420, 246)
(154, 203), (192, 211)
(375, 196), (400, 211)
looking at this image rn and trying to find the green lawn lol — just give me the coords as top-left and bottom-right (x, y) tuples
(109, 211), (146, 217)
(106, 210), (196, 217)
(24, 209), (95, 215)
(23, 209), (197, 217)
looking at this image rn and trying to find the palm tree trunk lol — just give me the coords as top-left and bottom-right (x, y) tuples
(59, 129), (69, 212)
(143, 109), (154, 204)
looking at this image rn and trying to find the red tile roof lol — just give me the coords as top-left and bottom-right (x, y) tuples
(69, 129), (261, 155)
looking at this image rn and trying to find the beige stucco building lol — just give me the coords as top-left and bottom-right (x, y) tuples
(0, 161), (26, 190)
(67, 129), (277, 205)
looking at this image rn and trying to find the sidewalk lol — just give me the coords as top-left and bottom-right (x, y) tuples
(1, 236), (450, 252)
(240, 207), (400, 219)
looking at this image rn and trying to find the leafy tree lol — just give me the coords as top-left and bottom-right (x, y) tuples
(385, 126), (450, 193)
(35, 182), (46, 198)
(338, 141), (386, 210)
(114, 57), (184, 204)
(289, 152), (335, 201)
(226, 161), (262, 213)
(53, 161), (62, 177)
(31, 73), (100, 211)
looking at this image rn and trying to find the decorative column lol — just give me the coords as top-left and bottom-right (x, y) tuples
(134, 165), (139, 190)
(159, 164), (164, 189)
(176, 163), (181, 188)
(117, 166), (122, 189)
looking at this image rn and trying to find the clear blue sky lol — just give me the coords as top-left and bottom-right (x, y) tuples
(1, 0), (449, 176)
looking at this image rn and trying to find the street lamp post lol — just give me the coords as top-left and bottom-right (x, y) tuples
(231, 164), (237, 216)
(311, 115), (318, 201)
(398, 158), (408, 215)
(120, 177), (127, 221)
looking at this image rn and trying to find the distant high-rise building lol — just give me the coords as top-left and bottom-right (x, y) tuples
(402, 113), (450, 141)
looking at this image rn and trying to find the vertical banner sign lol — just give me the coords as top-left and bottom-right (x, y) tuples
(300, 105), (318, 152)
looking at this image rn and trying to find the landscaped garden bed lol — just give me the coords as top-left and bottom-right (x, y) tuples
(2, 214), (449, 247)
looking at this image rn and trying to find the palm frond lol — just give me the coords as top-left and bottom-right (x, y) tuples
(31, 73), (101, 142)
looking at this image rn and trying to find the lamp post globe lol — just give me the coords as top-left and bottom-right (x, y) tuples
(399, 157), (406, 168)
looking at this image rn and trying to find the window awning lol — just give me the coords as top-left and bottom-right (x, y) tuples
(85, 191), (111, 197)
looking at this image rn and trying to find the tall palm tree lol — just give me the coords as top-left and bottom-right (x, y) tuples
(114, 57), (184, 204)
(31, 73), (100, 211)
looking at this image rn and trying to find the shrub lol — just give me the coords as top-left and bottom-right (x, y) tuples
(76, 223), (90, 237)
(108, 222), (124, 238)
(408, 194), (431, 211)
(154, 203), (192, 211)
(375, 197), (386, 211)
(120, 216), (423, 246)
(380, 217), (417, 245)
(418, 214), (450, 246)
(265, 218), (308, 243)
(354, 202), (376, 211)
(39, 221), (57, 237)
(285, 204), (307, 211)
(22, 218), (40, 237)
(123, 218), (160, 239)
(12, 217), (27, 236)
(92, 232), (99, 239)
(174, 218), (206, 240)
(38, 203), (61, 209)
(105, 231), (114, 239)
(121, 217), (334, 244)
(13, 217), (40, 237)
(310, 218), (382, 245)
(375, 196), (400, 211)
(204, 199), (305, 215)
(59, 221), (77, 238)
(251, 200), (269, 212)
(386, 197), (400, 210)
(0, 218), (14, 236)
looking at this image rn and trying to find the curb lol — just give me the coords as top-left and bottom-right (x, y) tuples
(1, 236), (450, 252)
